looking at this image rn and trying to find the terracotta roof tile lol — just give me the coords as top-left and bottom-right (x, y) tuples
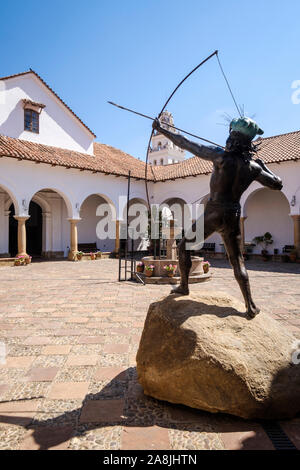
(152, 130), (300, 181)
(0, 135), (148, 179)
(0, 130), (299, 182)
(152, 156), (212, 181)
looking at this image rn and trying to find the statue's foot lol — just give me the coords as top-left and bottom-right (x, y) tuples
(246, 304), (260, 319)
(170, 285), (189, 296)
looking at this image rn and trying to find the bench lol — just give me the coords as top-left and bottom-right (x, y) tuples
(192, 242), (216, 257)
(201, 243), (215, 252)
(282, 245), (295, 253)
(78, 242), (98, 253)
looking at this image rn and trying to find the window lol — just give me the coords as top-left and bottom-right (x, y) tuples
(154, 160), (157, 166)
(24, 109), (39, 133)
(160, 158), (164, 165)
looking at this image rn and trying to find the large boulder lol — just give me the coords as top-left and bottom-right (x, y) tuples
(136, 293), (300, 420)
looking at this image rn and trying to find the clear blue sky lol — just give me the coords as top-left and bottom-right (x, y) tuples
(1, 0), (300, 159)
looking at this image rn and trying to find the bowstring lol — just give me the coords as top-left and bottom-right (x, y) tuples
(145, 51), (242, 212)
(216, 52), (242, 118)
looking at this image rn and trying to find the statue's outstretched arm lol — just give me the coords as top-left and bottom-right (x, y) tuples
(152, 119), (223, 162)
(253, 160), (283, 190)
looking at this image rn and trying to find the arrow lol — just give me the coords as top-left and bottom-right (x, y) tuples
(107, 101), (224, 148)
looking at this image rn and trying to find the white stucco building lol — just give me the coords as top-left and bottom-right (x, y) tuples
(0, 70), (299, 262)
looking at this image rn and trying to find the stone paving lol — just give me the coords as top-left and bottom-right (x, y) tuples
(0, 258), (299, 450)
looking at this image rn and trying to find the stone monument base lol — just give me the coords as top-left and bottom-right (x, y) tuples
(136, 293), (300, 420)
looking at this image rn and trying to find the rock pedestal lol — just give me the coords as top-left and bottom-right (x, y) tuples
(136, 293), (300, 420)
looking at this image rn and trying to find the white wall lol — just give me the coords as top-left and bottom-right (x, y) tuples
(0, 73), (94, 154)
(244, 188), (293, 253)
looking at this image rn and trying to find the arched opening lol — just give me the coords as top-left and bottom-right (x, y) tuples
(244, 188), (293, 254)
(78, 194), (116, 253)
(121, 198), (149, 255)
(8, 205), (18, 257)
(9, 201), (43, 257)
(28, 188), (72, 259)
(161, 197), (189, 230)
(0, 185), (19, 258)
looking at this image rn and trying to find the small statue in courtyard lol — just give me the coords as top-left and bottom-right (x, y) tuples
(152, 116), (283, 318)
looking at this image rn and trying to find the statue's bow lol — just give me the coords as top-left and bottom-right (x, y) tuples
(144, 50), (241, 209)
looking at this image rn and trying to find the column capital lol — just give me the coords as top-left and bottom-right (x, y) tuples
(13, 215), (30, 222)
(67, 218), (81, 223)
(290, 214), (300, 220)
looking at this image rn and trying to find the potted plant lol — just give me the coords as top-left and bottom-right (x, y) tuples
(136, 262), (144, 273)
(25, 256), (32, 265)
(203, 261), (210, 273)
(76, 251), (84, 261)
(90, 252), (96, 260)
(145, 264), (155, 277)
(96, 251), (102, 259)
(163, 264), (177, 277)
(14, 255), (26, 266)
(289, 249), (298, 262)
(252, 232), (273, 261)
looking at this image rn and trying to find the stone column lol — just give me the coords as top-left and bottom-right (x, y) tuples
(68, 219), (80, 260)
(14, 216), (30, 257)
(291, 215), (300, 256)
(115, 219), (120, 256)
(166, 220), (177, 260)
(240, 216), (247, 252)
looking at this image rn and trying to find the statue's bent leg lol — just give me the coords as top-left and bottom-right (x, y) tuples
(222, 230), (260, 319)
(171, 210), (217, 295)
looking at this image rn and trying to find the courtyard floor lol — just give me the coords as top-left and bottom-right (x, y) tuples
(0, 258), (299, 450)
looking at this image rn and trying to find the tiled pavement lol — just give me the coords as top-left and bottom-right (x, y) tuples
(0, 258), (299, 450)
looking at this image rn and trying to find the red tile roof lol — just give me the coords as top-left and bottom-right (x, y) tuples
(151, 130), (300, 181)
(152, 155), (212, 181)
(0, 135), (147, 179)
(253, 131), (300, 164)
(0, 70), (96, 138)
(0, 130), (299, 182)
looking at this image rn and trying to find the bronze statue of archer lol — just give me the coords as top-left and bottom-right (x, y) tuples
(152, 116), (283, 318)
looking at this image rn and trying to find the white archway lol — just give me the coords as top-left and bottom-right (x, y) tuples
(122, 197), (149, 253)
(27, 186), (74, 219)
(0, 179), (20, 215)
(78, 193), (117, 253)
(0, 183), (19, 257)
(27, 188), (72, 258)
(244, 188), (293, 254)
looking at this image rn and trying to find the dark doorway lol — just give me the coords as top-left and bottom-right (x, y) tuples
(9, 204), (17, 257)
(9, 201), (43, 257)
